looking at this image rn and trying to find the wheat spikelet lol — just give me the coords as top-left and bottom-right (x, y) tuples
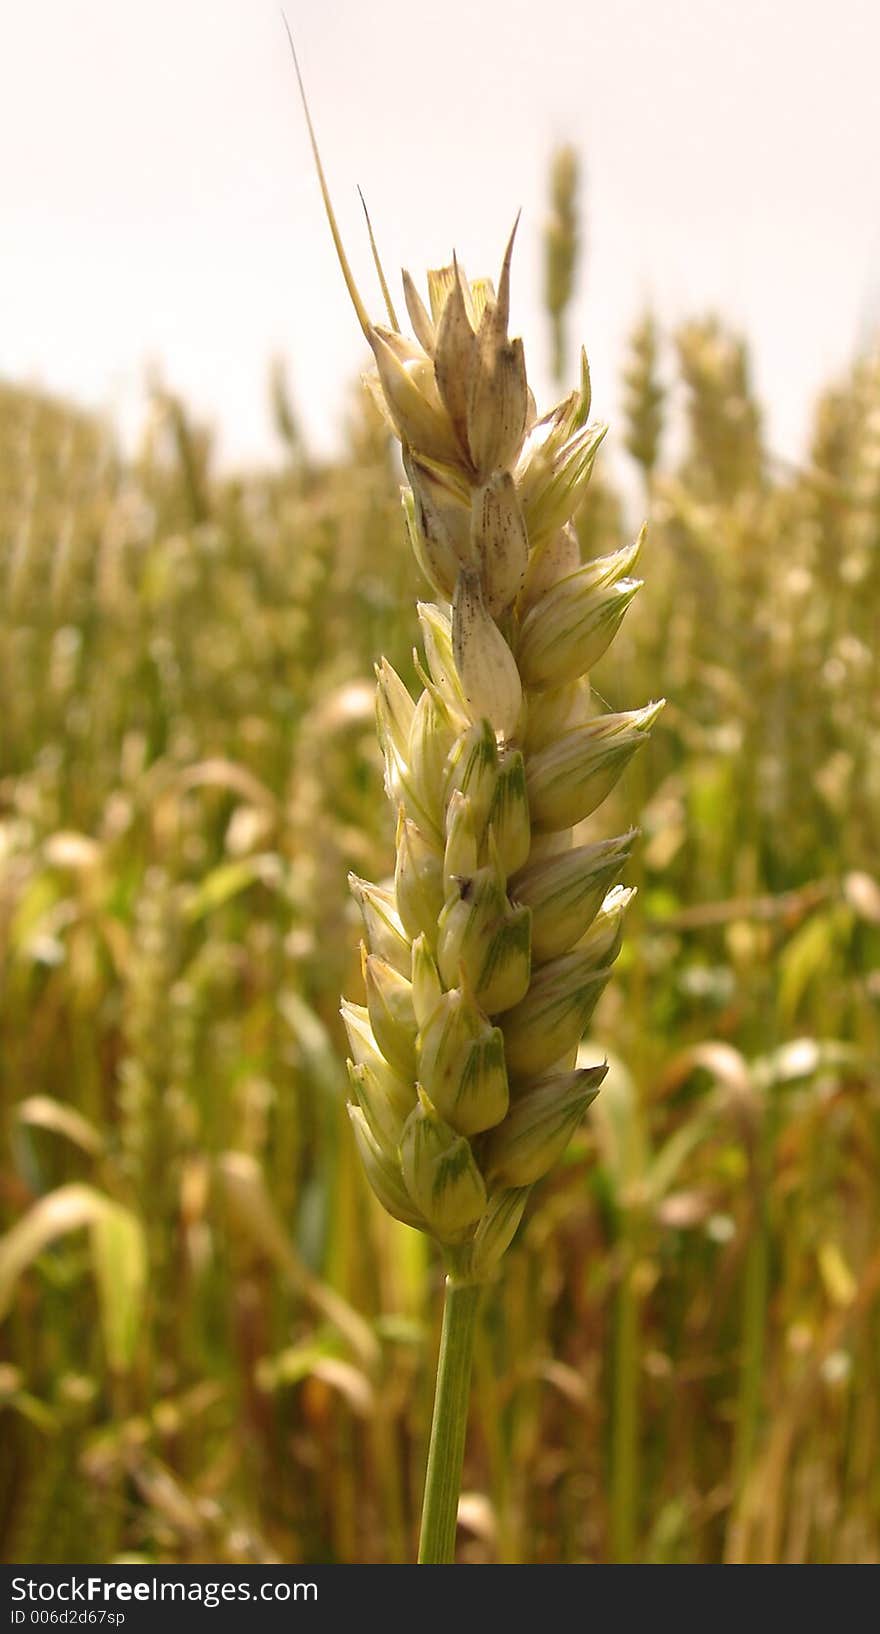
(544, 145), (580, 387)
(623, 311), (665, 484)
(676, 317), (763, 500)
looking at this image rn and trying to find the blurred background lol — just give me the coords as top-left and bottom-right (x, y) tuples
(1, 0), (879, 1566)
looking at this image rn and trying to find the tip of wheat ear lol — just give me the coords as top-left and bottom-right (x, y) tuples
(283, 14), (373, 339)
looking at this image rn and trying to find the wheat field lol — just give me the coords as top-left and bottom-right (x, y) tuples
(1, 175), (879, 1564)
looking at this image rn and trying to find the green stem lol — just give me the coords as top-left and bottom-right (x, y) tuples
(731, 1195), (769, 1500)
(418, 1276), (481, 1564)
(610, 1240), (641, 1562)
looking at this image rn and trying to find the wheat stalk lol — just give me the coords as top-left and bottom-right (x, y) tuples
(290, 31), (662, 1562)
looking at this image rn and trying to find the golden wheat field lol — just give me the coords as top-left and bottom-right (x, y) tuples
(2, 126), (880, 1565)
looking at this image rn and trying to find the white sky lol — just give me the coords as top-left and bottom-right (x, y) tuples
(2, 0), (879, 469)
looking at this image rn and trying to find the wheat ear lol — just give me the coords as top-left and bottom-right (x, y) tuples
(290, 35), (662, 1561)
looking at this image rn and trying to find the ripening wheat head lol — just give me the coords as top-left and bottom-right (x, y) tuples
(340, 223), (664, 1279)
